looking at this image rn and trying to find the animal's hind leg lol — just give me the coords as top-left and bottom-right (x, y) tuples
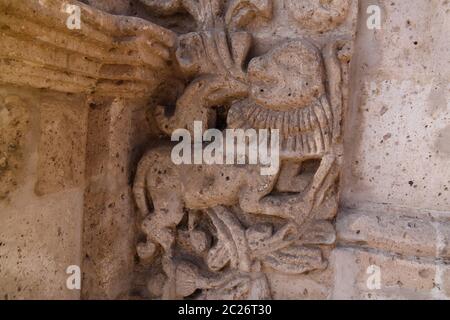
(141, 189), (185, 299)
(141, 189), (185, 254)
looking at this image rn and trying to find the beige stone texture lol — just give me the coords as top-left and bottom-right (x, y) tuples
(0, 0), (449, 300)
(0, 87), (85, 299)
(334, 0), (450, 300)
(266, 272), (331, 300)
(0, 94), (29, 200)
(341, 0), (450, 214)
(35, 96), (88, 195)
(0, 0), (176, 300)
(331, 247), (449, 300)
(337, 210), (450, 258)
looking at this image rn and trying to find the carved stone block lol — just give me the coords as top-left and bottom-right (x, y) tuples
(132, 0), (358, 299)
(2, 0), (450, 301)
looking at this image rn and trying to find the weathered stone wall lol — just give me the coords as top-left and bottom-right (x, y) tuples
(0, 0), (176, 300)
(335, 0), (450, 299)
(0, 0), (449, 300)
(0, 87), (87, 299)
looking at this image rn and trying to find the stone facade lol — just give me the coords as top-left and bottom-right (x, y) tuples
(0, 0), (449, 300)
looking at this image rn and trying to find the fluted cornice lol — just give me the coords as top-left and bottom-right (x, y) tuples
(0, 0), (176, 97)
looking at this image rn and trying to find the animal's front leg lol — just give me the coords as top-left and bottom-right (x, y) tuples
(239, 154), (336, 225)
(303, 154), (336, 209)
(239, 185), (314, 224)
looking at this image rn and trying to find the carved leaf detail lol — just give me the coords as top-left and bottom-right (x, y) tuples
(206, 242), (231, 271)
(156, 29), (250, 135)
(139, 0), (183, 15)
(287, 0), (350, 32)
(225, 0), (273, 29)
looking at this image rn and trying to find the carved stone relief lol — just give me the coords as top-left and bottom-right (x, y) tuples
(2, 0), (450, 301)
(0, 0), (179, 299)
(132, 0), (356, 299)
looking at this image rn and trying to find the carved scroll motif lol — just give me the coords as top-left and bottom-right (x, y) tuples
(134, 0), (354, 299)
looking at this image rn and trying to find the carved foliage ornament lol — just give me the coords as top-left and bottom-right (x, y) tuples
(134, 0), (354, 299)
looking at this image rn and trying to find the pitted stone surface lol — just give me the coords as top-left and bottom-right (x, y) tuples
(1, 0), (449, 300)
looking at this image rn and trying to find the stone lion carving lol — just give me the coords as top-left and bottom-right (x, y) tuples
(134, 40), (345, 298)
(134, 0), (351, 300)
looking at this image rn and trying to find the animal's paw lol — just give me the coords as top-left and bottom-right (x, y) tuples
(137, 241), (157, 263)
(154, 105), (173, 135)
(190, 230), (211, 254)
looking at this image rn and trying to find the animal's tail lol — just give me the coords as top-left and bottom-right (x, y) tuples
(133, 152), (154, 217)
